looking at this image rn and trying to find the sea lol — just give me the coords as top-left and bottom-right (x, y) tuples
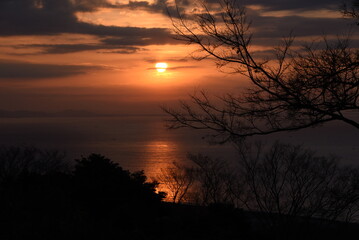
(0, 115), (358, 179)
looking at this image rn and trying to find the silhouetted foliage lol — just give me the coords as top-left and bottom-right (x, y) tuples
(0, 149), (166, 240)
(73, 153), (165, 205)
(0, 146), (357, 239)
(0, 147), (72, 240)
(163, 0), (359, 143)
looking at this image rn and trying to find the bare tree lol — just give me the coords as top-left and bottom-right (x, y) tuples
(0, 146), (68, 182)
(343, 0), (359, 21)
(188, 153), (237, 205)
(157, 154), (237, 206)
(233, 142), (359, 223)
(157, 162), (196, 203)
(158, 142), (359, 225)
(163, 0), (359, 143)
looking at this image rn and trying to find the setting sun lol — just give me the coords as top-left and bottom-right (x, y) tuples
(1, 0), (358, 238)
(155, 62), (168, 73)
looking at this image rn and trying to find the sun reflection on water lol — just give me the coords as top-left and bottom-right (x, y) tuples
(143, 140), (178, 174)
(142, 140), (182, 201)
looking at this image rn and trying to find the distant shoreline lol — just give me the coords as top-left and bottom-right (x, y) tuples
(0, 109), (167, 118)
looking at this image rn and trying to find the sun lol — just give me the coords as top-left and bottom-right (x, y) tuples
(155, 62), (168, 73)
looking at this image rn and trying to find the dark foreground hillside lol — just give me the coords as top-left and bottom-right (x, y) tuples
(0, 149), (358, 240)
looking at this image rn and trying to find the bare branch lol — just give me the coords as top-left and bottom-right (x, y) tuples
(164, 0), (359, 143)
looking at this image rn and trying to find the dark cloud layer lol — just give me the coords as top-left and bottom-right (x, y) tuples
(0, 59), (104, 79)
(252, 15), (350, 38)
(0, 0), (356, 55)
(15, 33), (180, 54)
(201, 0), (343, 11)
(18, 43), (141, 54)
(248, 0), (342, 11)
(0, 0), (180, 54)
(0, 0), (351, 38)
(0, 0), (173, 40)
(117, 0), (169, 14)
(173, 0), (355, 40)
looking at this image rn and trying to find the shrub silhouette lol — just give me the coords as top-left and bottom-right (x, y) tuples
(69, 154), (166, 239)
(0, 150), (166, 240)
(0, 147), (357, 240)
(73, 153), (165, 204)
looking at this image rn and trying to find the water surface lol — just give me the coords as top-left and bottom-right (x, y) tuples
(0, 115), (358, 178)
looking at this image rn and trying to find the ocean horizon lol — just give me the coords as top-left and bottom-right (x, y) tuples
(0, 115), (358, 178)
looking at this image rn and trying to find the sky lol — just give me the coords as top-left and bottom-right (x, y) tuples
(0, 0), (358, 115)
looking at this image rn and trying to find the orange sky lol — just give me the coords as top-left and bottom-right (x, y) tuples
(0, 0), (357, 115)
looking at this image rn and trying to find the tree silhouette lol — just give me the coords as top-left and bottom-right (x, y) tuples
(187, 153), (236, 206)
(157, 161), (196, 203)
(163, 0), (359, 143)
(343, 0), (359, 21)
(0, 147), (357, 239)
(0, 145), (68, 182)
(158, 143), (359, 222)
(0, 150), (167, 239)
(234, 142), (359, 223)
(158, 142), (359, 238)
(73, 153), (166, 204)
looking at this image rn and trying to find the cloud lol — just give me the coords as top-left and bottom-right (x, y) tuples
(0, 0), (173, 40)
(144, 57), (190, 63)
(171, 0), (354, 43)
(251, 15), (350, 38)
(100, 34), (179, 46)
(13, 32), (180, 54)
(0, 1), (349, 42)
(115, 0), (187, 17)
(98, 49), (146, 54)
(16, 43), (142, 54)
(199, 0), (341, 11)
(247, 0), (341, 11)
(70, 0), (118, 12)
(0, 59), (105, 79)
(147, 65), (199, 70)
(1, 0), (355, 56)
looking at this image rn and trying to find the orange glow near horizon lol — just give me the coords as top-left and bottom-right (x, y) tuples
(0, 1), (349, 114)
